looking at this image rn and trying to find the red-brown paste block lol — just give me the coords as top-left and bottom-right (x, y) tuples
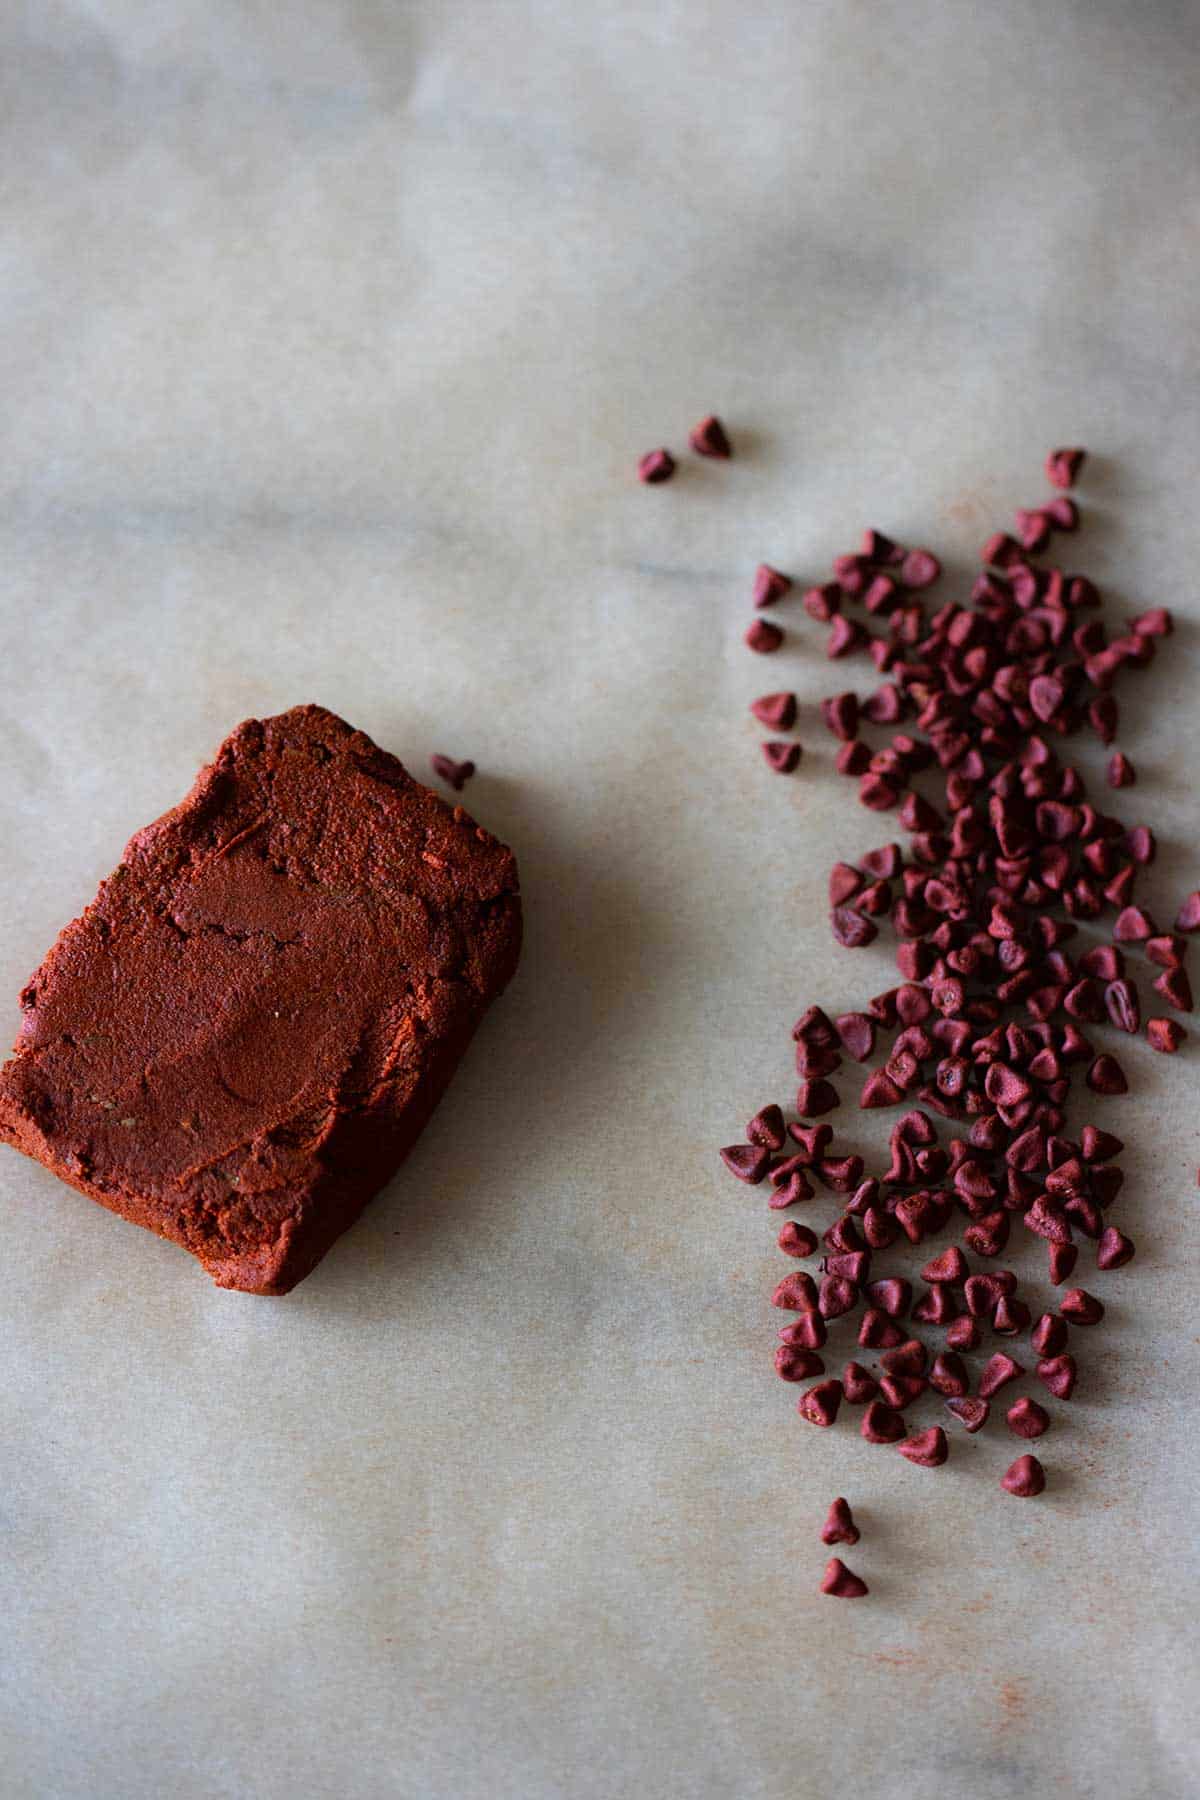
(0, 705), (522, 1294)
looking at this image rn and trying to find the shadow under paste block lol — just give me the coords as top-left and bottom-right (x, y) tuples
(0, 704), (522, 1293)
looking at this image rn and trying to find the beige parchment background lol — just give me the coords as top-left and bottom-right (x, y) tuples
(1, 4), (1198, 1796)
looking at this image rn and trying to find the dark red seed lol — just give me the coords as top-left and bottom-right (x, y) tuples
(841, 1362), (879, 1405)
(821, 1497), (860, 1545)
(835, 1012), (875, 1061)
(946, 1396), (989, 1432)
(1059, 1287), (1104, 1326)
(965, 1211), (1010, 1258)
(690, 415), (732, 459)
(978, 1353), (1024, 1399)
(798, 1379), (843, 1427)
(430, 753), (476, 791)
(1154, 966), (1194, 1012)
(945, 1316), (982, 1352)
(746, 1104), (786, 1150)
(1104, 979), (1140, 1033)
(912, 1284), (957, 1326)
(1044, 496), (1079, 531)
(817, 1275), (858, 1320)
(993, 1296), (1031, 1336)
(778, 1311), (827, 1351)
(1147, 1017), (1186, 1053)
(1014, 508), (1051, 553)
(860, 1400), (906, 1444)
(1086, 1054), (1128, 1095)
(898, 1426), (948, 1468)
(752, 563), (791, 607)
(796, 1079), (840, 1117)
(1107, 752), (1135, 789)
(1047, 1243), (1079, 1286)
(762, 740), (802, 774)
(1175, 891), (1200, 934)
(1097, 1226), (1135, 1270)
(865, 1277), (911, 1318)
(928, 1351), (968, 1397)
(828, 615), (868, 659)
(775, 1344), (825, 1382)
(921, 1245), (968, 1284)
(1030, 1312), (1068, 1357)
(858, 1309), (906, 1350)
(637, 448), (675, 484)
(1007, 1397), (1050, 1440)
(1145, 934), (1186, 968)
(720, 1144), (771, 1184)
(821, 1557), (868, 1598)
(745, 619), (784, 654)
(900, 548), (941, 589)
(880, 1374), (926, 1410)
(771, 1271), (819, 1311)
(1045, 447), (1086, 489)
(1037, 1354), (1077, 1399)
(831, 907), (878, 948)
(881, 1339), (928, 1378)
(1001, 1453), (1046, 1497)
(778, 1221), (818, 1258)
(750, 691), (797, 729)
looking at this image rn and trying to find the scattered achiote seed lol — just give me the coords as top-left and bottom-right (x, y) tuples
(752, 563), (792, 607)
(1060, 1288), (1105, 1326)
(798, 1379), (843, 1427)
(1107, 752), (1135, 789)
(689, 415), (732, 458)
(637, 448), (675, 484)
(821, 1557), (868, 1598)
(1045, 447), (1086, 489)
(1147, 1017), (1186, 1052)
(897, 1426), (948, 1468)
(775, 1344), (824, 1382)
(430, 754), (476, 792)
(1007, 1397), (1050, 1439)
(750, 692), (797, 729)
(978, 1352), (1024, 1399)
(821, 1497), (860, 1546)
(1037, 1354), (1077, 1399)
(745, 619), (784, 654)
(762, 740), (802, 774)
(720, 1144), (771, 1184)
(946, 1396), (989, 1432)
(1001, 1453), (1046, 1497)
(1097, 1226), (1135, 1270)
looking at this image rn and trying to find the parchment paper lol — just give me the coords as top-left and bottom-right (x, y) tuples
(2, 4), (1198, 1796)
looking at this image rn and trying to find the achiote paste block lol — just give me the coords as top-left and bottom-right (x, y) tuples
(0, 705), (522, 1293)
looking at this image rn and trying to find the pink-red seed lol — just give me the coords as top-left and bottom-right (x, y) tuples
(928, 1351), (968, 1397)
(1086, 1053), (1128, 1095)
(430, 754), (476, 791)
(745, 618), (784, 654)
(1107, 752), (1135, 789)
(1037, 1354), (1077, 1399)
(1047, 1242), (1079, 1285)
(881, 1339), (928, 1378)
(1007, 1397), (1050, 1439)
(778, 1311), (827, 1350)
(900, 548), (941, 589)
(1001, 1453), (1046, 1497)
(690, 415), (732, 459)
(798, 1380), (843, 1427)
(898, 1426), (949, 1469)
(1045, 447), (1086, 489)
(771, 1271), (819, 1311)
(1175, 892), (1200, 934)
(1147, 1016), (1186, 1052)
(775, 1344), (824, 1382)
(750, 691), (797, 729)
(821, 1497), (861, 1545)
(821, 1557), (868, 1598)
(880, 1374), (926, 1410)
(720, 1143), (772, 1184)
(1097, 1226), (1135, 1270)
(1031, 1312), (1069, 1357)
(978, 1352), (1024, 1399)
(1059, 1287), (1104, 1326)
(637, 448), (675, 484)
(752, 563), (792, 607)
(796, 1078), (840, 1116)
(841, 1362), (880, 1405)
(777, 1220), (818, 1258)
(746, 1104), (786, 1150)
(946, 1396), (989, 1432)
(921, 1245), (968, 1284)
(860, 1400), (906, 1444)
(762, 740), (802, 774)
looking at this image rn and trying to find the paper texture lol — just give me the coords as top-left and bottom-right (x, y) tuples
(2, 4), (1198, 1796)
